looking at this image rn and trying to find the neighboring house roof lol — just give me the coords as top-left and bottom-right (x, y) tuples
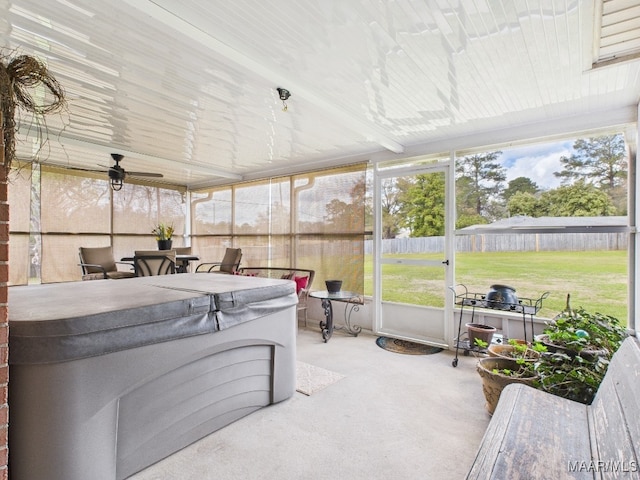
(457, 215), (630, 234)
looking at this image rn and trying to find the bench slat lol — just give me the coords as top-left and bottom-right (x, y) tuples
(467, 383), (593, 480)
(589, 337), (640, 476)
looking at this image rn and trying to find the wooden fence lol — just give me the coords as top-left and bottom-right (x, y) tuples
(365, 233), (628, 254)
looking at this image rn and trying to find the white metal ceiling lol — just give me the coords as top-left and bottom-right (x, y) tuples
(1, 0), (639, 188)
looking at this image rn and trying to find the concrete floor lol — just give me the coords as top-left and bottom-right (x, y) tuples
(130, 326), (491, 480)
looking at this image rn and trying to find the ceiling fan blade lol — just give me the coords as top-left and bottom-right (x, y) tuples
(58, 165), (108, 174)
(126, 171), (164, 178)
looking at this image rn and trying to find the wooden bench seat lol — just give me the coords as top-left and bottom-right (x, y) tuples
(467, 336), (640, 479)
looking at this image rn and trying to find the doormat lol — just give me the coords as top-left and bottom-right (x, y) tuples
(376, 337), (443, 355)
(296, 361), (345, 396)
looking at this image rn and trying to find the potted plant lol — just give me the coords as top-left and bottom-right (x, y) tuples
(537, 307), (627, 360)
(532, 306), (628, 404)
(476, 353), (538, 414)
(488, 338), (546, 361)
(466, 323), (497, 349)
(152, 223), (174, 250)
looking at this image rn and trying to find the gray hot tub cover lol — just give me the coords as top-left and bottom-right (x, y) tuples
(9, 274), (297, 364)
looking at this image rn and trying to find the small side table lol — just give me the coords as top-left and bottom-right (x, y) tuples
(309, 290), (363, 343)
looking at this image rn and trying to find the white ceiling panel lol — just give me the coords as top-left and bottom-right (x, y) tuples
(1, 0), (639, 188)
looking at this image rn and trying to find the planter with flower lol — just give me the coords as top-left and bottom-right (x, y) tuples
(153, 223), (174, 250)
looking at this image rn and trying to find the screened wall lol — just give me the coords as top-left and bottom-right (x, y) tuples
(9, 163), (186, 284)
(9, 162), (366, 291)
(191, 164), (367, 293)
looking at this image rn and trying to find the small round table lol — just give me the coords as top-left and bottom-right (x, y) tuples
(309, 290), (363, 343)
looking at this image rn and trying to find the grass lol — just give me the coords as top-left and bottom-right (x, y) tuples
(364, 250), (628, 324)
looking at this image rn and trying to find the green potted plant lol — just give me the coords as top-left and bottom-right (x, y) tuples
(153, 223), (174, 250)
(476, 340), (541, 414)
(488, 338), (546, 361)
(466, 323), (497, 350)
(537, 307), (627, 360)
(532, 306), (628, 404)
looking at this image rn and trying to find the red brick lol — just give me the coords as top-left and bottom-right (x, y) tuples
(0, 328), (7, 345)
(0, 406), (7, 426)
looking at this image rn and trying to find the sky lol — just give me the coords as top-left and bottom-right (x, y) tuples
(498, 140), (575, 191)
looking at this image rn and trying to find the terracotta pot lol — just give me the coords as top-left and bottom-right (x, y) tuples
(466, 323), (496, 348)
(476, 357), (539, 414)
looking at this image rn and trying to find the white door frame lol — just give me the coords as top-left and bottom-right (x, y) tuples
(373, 154), (456, 347)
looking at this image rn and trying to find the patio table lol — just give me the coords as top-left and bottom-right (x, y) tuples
(310, 290), (363, 342)
(122, 254), (199, 273)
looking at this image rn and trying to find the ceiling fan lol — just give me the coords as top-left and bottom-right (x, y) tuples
(68, 153), (164, 191)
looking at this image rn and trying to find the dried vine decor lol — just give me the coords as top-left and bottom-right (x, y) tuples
(0, 53), (66, 170)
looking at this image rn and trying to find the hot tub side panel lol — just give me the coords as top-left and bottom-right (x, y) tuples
(8, 306), (296, 480)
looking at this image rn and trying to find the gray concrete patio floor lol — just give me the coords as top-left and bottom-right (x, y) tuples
(130, 326), (491, 480)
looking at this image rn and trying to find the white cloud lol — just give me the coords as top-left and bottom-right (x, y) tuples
(501, 144), (573, 191)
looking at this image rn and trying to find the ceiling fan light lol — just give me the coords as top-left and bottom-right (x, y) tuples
(111, 178), (123, 191)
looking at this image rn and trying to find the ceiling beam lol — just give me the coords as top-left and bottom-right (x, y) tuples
(123, 0), (405, 155)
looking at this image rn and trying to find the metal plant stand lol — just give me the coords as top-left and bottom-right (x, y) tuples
(450, 284), (549, 367)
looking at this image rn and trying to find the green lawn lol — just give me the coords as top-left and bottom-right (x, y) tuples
(364, 250), (628, 324)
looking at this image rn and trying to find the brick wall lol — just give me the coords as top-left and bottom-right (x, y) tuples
(0, 166), (8, 480)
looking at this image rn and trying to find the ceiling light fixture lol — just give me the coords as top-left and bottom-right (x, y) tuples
(277, 87), (291, 111)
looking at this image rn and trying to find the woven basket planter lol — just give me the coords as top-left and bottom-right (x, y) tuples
(476, 357), (539, 414)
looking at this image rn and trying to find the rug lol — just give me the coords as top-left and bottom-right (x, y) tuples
(296, 361), (345, 396)
(376, 336), (443, 355)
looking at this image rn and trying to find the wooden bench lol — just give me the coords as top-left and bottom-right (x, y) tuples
(466, 336), (640, 479)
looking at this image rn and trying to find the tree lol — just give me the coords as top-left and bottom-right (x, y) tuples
(554, 135), (627, 191)
(456, 213), (488, 230)
(504, 177), (539, 201)
(456, 151), (506, 220)
(402, 172), (446, 237)
(538, 180), (616, 216)
(507, 191), (539, 217)
(325, 175), (366, 232)
(380, 177), (410, 238)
